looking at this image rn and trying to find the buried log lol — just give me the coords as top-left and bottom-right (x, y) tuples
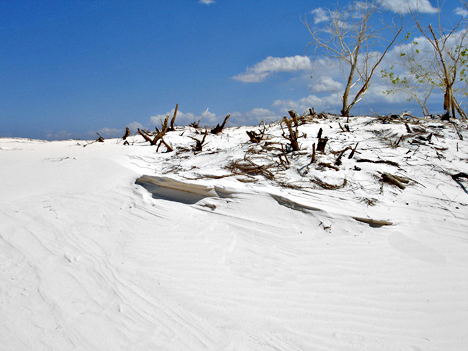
(352, 217), (393, 227)
(356, 158), (399, 167)
(380, 172), (407, 189)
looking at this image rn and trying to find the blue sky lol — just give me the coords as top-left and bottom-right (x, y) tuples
(1, 0), (466, 140)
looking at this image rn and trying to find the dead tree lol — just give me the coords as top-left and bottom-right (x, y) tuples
(211, 114), (231, 134)
(304, 0), (404, 117)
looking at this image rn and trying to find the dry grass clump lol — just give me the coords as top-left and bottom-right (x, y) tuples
(226, 157), (275, 180)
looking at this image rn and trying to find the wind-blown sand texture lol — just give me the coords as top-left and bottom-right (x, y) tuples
(1, 115), (467, 350)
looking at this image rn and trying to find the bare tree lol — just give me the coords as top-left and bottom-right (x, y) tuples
(305, 0), (404, 117)
(384, 3), (468, 120)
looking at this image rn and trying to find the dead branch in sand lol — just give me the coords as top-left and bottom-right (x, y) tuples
(189, 129), (208, 153)
(348, 142), (359, 159)
(246, 124), (266, 144)
(168, 103), (178, 132)
(451, 172), (468, 194)
(122, 127), (130, 140)
(211, 114), (231, 134)
(380, 172), (407, 189)
(316, 137), (328, 152)
(353, 217), (393, 227)
(311, 177), (347, 190)
(281, 112), (302, 152)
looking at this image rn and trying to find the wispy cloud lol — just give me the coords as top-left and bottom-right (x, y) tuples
(127, 122), (143, 132)
(380, 0), (438, 14)
(150, 109), (218, 127)
(45, 130), (74, 140)
(198, 0), (215, 5)
(455, 7), (468, 17)
(232, 56), (312, 83)
(273, 93), (343, 114)
(309, 76), (343, 93)
(95, 127), (123, 138)
(311, 8), (330, 23)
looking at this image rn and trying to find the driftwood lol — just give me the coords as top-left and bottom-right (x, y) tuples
(316, 137), (328, 152)
(356, 158), (399, 167)
(211, 114), (231, 134)
(450, 122), (464, 141)
(317, 128), (323, 139)
(452, 172), (468, 194)
(96, 133), (104, 142)
(311, 177), (347, 190)
(317, 162), (339, 171)
(246, 124), (266, 144)
(156, 138), (174, 153)
(123, 127), (130, 140)
(168, 103), (178, 131)
(311, 143), (316, 163)
(348, 142), (359, 159)
(405, 123), (412, 133)
(189, 129), (208, 153)
(281, 116), (300, 151)
(381, 172), (407, 189)
(334, 147), (349, 166)
(353, 217), (393, 227)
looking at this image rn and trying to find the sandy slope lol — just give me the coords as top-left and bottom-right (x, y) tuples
(1, 115), (467, 350)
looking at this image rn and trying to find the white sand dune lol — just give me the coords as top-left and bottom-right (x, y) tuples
(1, 116), (467, 350)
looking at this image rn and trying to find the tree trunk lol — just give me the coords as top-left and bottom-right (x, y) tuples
(341, 59), (358, 117)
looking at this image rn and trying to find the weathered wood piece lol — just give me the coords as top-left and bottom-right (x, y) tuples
(211, 114), (231, 134)
(316, 137), (328, 152)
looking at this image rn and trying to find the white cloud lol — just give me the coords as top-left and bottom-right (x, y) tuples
(150, 109), (219, 127)
(198, 0), (215, 4)
(228, 108), (281, 126)
(380, 0), (438, 14)
(455, 7), (468, 17)
(309, 76), (343, 93)
(311, 8), (330, 23)
(273, 93), (343, 114)
(127, 122), (143, 132)
(45, 130), (73, 140)
(232, 56), (312, 83)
